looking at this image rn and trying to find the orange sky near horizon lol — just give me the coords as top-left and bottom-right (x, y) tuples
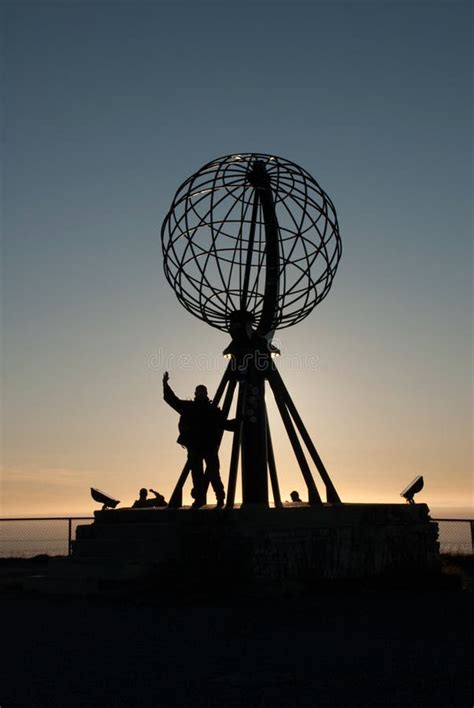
(2, 325), (472, 517)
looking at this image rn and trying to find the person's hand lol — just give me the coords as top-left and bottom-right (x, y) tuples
(162, 371), (169, 384)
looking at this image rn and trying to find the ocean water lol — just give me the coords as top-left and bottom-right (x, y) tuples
(429, 506), (473, 520)
(429, 507), (473, 555)
(0, 517), (93, 558)
(0, 506), (472, 558)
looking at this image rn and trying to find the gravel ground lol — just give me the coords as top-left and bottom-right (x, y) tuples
(1, 577), (473, 708)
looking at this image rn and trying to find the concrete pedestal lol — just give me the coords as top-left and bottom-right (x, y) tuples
(71, 504), (440, 595)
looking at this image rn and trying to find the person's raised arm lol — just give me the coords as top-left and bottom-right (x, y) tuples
(149, 488), (166, 503)
(162, 371), (185, 413)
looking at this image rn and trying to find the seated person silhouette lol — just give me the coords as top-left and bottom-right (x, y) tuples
(290, 490), (303, 503)
(132, 488), (167, 508)
(163, 371), (236, 508)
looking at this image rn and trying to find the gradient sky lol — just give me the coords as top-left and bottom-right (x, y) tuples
(1, 0), (472, 515)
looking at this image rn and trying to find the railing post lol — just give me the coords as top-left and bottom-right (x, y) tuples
(68, 518), (72, 557)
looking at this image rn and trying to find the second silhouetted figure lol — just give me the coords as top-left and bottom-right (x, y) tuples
(163, 372), (236, 508)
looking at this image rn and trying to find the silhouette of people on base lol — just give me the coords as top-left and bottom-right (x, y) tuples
(163, 371), (236, 508)
(290, 490), (303, 503)
(132, 488), (167, 508)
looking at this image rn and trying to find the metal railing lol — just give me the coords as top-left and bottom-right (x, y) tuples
(0, 516), (472, 558)
(432, 518), (474, 555)
(0, 517), (93, 558)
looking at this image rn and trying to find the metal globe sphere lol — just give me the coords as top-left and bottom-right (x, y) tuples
(161, 153), (342, 334)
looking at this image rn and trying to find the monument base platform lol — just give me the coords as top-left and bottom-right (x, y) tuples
(71, 504), (440, 596)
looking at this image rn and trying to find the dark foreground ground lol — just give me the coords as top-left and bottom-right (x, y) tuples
(1, 558), (473, 708)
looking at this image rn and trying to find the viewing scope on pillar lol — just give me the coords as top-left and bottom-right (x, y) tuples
(161, 153), (343, 508)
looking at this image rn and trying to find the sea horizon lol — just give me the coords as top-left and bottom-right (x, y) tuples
(1, 504), (473, 520)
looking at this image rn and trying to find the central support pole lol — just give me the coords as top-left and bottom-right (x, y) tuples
(240, 362), (268, 506)
(237, 160), (280, 506)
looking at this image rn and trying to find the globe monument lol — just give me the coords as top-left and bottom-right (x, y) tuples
(72, 154), (439, 593)
(161, 152), (342, 508)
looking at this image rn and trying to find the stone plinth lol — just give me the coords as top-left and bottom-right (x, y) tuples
(71, 504), (440, 595)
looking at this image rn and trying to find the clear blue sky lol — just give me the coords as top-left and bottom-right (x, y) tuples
(2, 0), (472, 514)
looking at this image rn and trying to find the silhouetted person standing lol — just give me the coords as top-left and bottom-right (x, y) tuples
(163, 372), (235, 508)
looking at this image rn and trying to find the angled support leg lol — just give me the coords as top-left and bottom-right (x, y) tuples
(226, 381), (244, 509)
(220, 377), (237, 420)
(168, 461), (191, 508)
(268, 371), (322, 505)
(203, 376), (238, 502)
(265, 404), (282, 507)
(217, 376), (238, 492)
(271, 367), (341, 503)
(212, 362), (233, 407)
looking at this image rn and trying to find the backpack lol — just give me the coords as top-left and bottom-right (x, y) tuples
(176, 401), (222, 449)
